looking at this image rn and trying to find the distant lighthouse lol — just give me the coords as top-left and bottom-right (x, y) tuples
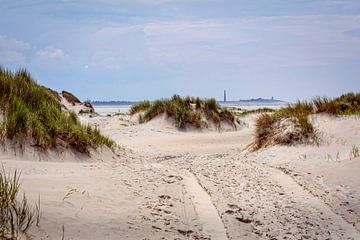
(224, 90), (227, 102)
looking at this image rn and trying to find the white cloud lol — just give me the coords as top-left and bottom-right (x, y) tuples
(35, 46), (65, 59)
(140, 16), (360, 67)
(0, 35), (30, 65)
(0, 35), (30, 50)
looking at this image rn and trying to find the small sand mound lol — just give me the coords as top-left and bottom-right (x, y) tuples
(254, 114), (316, 150)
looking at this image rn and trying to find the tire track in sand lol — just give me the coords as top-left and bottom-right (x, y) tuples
(182, 171), (228, 240)
(268, 167), (360, 239)
(150, 162), (228, 240)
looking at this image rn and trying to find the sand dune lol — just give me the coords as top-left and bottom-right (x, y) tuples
(1, 112), (360, 239)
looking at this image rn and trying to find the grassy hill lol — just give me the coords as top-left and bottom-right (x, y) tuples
(0, 68), (115, 154)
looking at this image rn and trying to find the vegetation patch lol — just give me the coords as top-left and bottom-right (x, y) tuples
(129, 100), (151, 115)
(61, 90), (81, 105)
(130, 95), (237, 129)
(253, 93), (360, 150)
(0, 168), (40, 239)
(0, 68), (115, 153)
(236, 107), (275, 117)
(312, 93), (360, 115)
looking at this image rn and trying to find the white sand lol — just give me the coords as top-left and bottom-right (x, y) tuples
(1, 112), (360, 239)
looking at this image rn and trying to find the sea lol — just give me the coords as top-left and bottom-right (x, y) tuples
(93, 101), (288, 116)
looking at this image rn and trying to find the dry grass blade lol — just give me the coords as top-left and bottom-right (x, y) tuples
(0, 167), (40, 239)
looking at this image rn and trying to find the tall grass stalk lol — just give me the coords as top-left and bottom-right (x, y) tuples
(0, 168), (41, 239)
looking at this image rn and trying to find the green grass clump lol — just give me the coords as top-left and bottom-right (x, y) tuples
(254, 111), (315, 150)
(0, 168), (40, 239)
(46, 88), (61, 101)
(129, 100), (151, 115)
(0, 68), (115, 153)
(253, 92), (360, 150)
(254, 101), (315, 149)
(236, 107), (275, 117)
(131, 95), (236, 129)
(61, 90), (81, 105)
(313, 93), (360, 115)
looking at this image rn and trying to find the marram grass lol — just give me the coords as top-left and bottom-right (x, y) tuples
(254, 93), (360, 149)
(0, 168), (40, 239)
(0, 68), (115, 153)
(130, 95), (236, 129)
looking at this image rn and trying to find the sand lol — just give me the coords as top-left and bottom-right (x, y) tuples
(1, 111), (360, 239)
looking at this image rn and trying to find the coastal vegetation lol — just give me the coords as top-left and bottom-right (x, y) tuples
(130, 95), (237, 129)
(0, 68), (115, 153)
(254, 93), (360, 149)
(0, 169), (40, 239)
(235, 107), (275, 117)
(61, 90), (81, 105)
(129, 100), (151, 115)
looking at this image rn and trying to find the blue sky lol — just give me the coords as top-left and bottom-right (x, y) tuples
(0, 0), (360, 101)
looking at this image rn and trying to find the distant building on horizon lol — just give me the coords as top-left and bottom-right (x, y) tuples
(224, 90), (227, 102)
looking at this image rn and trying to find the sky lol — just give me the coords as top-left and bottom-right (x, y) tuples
(0, 0), (360, 101)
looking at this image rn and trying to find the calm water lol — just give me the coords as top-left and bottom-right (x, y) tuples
(93, 101), (288, 116)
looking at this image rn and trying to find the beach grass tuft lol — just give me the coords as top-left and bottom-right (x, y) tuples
(61, 90), (81, 105)
(254, 92), (360, 150)
(130, 95), (236, 129)
(0, 68), (115, 153)
(236, 107), (275, 117)
(0, 168), (41, 239)
(350, 145), (359, 159)
(129, 100), (151, 115)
